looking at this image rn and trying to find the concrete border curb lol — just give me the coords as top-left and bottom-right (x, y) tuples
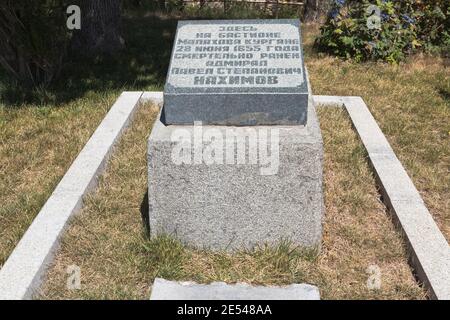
(314, 95), (450, 300)
(0, 91), (144, 300)
(141, 91), (163, 106)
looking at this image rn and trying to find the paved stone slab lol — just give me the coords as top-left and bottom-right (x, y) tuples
(312, 95), (347, 106)
(163, 19), (309, 125)
(141, 91), (163, 106)
(0, 92), (143, 300)
(150, 278), (320, 300)
(148, 79), (323, 250)
(313, 95), (450, 300)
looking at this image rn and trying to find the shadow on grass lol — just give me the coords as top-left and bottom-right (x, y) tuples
(437, 87), (450, 102)
(0, 12), (178, 107)
(140, 189), (150, 237)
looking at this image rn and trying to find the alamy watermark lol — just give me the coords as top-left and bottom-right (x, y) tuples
(66, 264), (81, 290)
(170, 121), (280, 175)
(366, 5), (381, 30)
(366, 264), (382, 290)
(66, 5), (81, 30)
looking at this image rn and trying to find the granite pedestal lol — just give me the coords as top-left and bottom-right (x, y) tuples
(148, 96), (323, 250)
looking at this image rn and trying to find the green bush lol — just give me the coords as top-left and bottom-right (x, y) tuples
(315, 0), (449, 63)
(416, 0), (450, 54)
(182, 1), (270, 19)
(125, 0), (301, 20)
(0, 0), (71, 89)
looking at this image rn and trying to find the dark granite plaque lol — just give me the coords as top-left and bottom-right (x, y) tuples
(163, 19), (310, 125)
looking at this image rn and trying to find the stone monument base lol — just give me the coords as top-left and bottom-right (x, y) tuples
(147, 96), (324, 251)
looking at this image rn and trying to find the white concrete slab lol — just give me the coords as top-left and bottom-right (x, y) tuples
(312, 95), (346, 106)
(0, 91), (143, 300)
(313, 95), (450, 300)
(141, 91), (163, 106)
(150, 278), (320, 300)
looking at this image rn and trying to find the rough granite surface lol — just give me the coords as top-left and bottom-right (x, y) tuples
(147, 91), (324, 250)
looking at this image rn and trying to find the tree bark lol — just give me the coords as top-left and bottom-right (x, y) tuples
(157, 0), (166, 11)
(303, 0), (332, 22)
(71, 0), (124, 55)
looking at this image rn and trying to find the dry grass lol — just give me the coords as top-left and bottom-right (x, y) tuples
(0, 91), (117, 267)
(39, 104), (425, 299)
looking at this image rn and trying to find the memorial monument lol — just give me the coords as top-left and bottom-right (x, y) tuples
(148, 19), (324, 250)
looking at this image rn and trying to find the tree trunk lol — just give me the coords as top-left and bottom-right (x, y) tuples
(158, 0), (166, 11)
(71, 0), (124, 55)
(303, 0), (331, 22)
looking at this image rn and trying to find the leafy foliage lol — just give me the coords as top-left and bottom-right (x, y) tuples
(125, 0), (302, 19)
(315, 0), (449, 63)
